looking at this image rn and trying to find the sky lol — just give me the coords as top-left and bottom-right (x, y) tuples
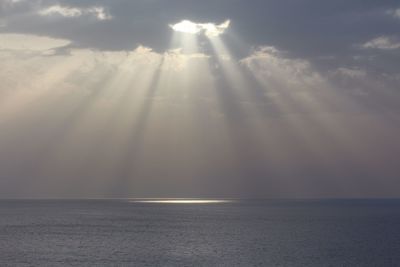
(0, 0), (399, 198)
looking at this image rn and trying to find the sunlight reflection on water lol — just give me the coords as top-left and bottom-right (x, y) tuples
(129, 199), (233, 204)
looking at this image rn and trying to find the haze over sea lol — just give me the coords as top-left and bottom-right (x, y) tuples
(1, 199), (399, 266)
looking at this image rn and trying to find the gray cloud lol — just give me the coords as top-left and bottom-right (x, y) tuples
(362, 36), (400, 50)
(38, 4), (111, 20)
(2, 1), (399, 54)
(387, 8), (400, 18)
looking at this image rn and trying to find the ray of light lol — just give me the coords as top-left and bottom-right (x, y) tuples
(242, 63), (343, 190)
(207, 37), (246, 93)
(0, 54), (83, 123)
(166, 38), (212, 190)
(207, 35), (268, 121)
(204, 36), (276, 195)
(242, 51), (386, 196)
(26, 63), (121, 192)
(246, 58), (363, 160)
(163, 29), (247, 195)
(37, 51), (165, 196)
(26, 49), (166, 194)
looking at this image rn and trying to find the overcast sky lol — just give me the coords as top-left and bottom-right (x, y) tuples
(0, 0), (400, 198)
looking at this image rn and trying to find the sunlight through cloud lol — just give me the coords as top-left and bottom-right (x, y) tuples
(170, 20), (230, 37)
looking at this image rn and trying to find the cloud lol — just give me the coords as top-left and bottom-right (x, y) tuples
(1, 0), (24, 6)
(335, 67), (366, 78)
(387, 8), (400, 19)
(0, 35), (210, 103)
(0, 0), (24, 11)
(39, 5), (82, 18)
(241, 46), (400, 111)
(241, 46), (325, 92)
(362, 36), (400, 50)
(170, 20), (230, 37)
(38, 5), (112, 21)
(0, 33), (71, 51)
(2, 0), (399, 73)
(396, 9), (400, 18)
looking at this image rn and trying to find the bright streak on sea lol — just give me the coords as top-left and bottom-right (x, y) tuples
(130, 199), (233, 204)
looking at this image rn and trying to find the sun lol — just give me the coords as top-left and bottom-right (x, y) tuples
(170, 19), (231, 37)
(170, 20), (201, 34)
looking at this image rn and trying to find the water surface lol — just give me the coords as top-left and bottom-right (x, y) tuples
(1, 199), (399, 266)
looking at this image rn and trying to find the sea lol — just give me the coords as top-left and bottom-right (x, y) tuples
(1, 199), (400, 266)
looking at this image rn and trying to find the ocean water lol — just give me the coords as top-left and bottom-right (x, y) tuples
(1, 199), (400, 266)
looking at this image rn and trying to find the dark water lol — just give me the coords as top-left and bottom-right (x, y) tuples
(1, 199), (400, 266)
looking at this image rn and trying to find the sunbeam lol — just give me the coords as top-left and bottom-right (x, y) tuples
(1, 4), (399, 199)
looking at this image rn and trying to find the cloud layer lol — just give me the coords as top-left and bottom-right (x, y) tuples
(39, 5), (111, 20)
(362, 36), (400, 50)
